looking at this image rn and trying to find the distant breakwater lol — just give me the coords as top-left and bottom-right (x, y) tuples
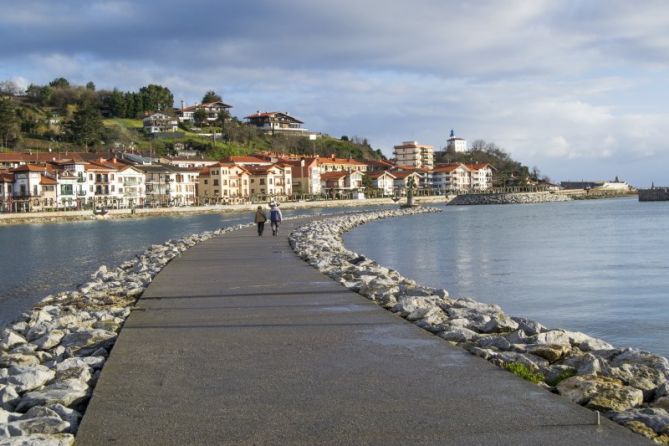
(449, 191), (572, 205)
(289, 208), (669, 444)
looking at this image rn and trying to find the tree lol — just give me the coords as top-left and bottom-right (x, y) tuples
(139, 84), (174, 113)
(0, 97), (20, 147)
(193, 108), (208, 127)
(66, 104), (103, 149)
(217, 108), (230, 135)
(202, 90), (222, 103)
(49, 77), (70, 88)
(86, 81), (96, 91)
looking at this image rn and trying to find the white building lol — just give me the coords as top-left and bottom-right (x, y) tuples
(446, 129), (467, 153)
(366, 171), (397, 196)
(432, 163), (471, 192)
(465, 163), (494, 191)
(393, 141), (434, 170)
(143, 113), (179, 134)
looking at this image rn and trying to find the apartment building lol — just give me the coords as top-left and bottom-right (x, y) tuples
(393, 141), (434, 170)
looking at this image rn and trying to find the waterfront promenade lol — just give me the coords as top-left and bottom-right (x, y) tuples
(76, 218), (648, 445)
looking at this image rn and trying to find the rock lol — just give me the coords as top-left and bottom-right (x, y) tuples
(557, 375), (643, 410)
(527, 344), (570, 363)
(6, 366), (55, 393)
(527, 330), (571, 347)
(438, 327), (479, 343)
(476, 335), (512, 351)
(59, 329), (116, 352)
(510, 317), (545, 336)
(653, 397), (669, 411)
(611, 349), (669, 380)
(415, 307), (448, 330)
(0, 433), (75, 445)
(0, 353), (39, 368)
(609, 408), (669, 436)
(607, 363), (666, 399)
(0, 407), (21, 424)
(0, 384), (20, 411)
(565, 331), (613, 351)
(15, 379), (89, 412)
(393, 296), (440, 321)
(46, 404), (80, 434)
(480, 314), (519, 334)
(33, 331), (65, 351)
(587, 386), (644, 412)
(0, 330), (27, 351)
(6, 415), (70, 435)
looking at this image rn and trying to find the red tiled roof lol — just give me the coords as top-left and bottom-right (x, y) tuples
(465, 163), (495, 171)
(366, 171), (397, 179)
(40, 175), (57, 185)
(433, 163), (470, 173)
(318, 157), (367, 166)
(244, 112), (304, 124)
(221, 156), (271, 164)
(10, 164), (52, 173)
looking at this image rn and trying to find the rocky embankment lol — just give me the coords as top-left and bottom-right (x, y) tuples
(289, 208), (669, 444)
(449, 191), (572, 205)
(0, 224), (248, 445)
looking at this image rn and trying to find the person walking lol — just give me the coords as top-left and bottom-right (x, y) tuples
(254, 205), (267, 236)
(269, 202), (283, 236)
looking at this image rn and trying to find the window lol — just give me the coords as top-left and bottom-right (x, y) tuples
(250, 179), (255, 183)
(89, 174), (93, 180)
(269, 178), (273, 185)
(111, 185), (115, 192)
(60, 185), (73, 195)
(213, 179), (219, 186)
(223, 180), (227, 185)
(110, 174), (115, 181)
(204, 179), (208, 185)
(260, 179), (265, 185)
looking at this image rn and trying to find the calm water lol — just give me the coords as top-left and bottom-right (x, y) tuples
(344, 198), (669, 358)
(0, 205), (387, 328)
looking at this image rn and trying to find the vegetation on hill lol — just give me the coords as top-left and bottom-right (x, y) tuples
(0, 78), (383, 161)
(435, 139), (543, 186)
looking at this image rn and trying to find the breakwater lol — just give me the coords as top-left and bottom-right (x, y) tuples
(449, 191), (572, 205)
(290, 208), (669, 444)
(639, 188), (669, 202)
(0, 223), (250, 444)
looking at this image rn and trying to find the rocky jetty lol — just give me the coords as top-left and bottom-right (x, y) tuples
(0, 224), (249, 445)
(449, 191), (571, 205)
(290, 208), (669, 444)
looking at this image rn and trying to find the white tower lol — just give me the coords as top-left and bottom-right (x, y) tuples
(446, 129), (467, 153)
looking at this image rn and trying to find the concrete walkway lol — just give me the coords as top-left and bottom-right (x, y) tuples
(76, 219), (649, 445)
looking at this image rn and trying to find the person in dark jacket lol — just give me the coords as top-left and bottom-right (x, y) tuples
(254, 206), (267, 236)
(269, 202), (283, 236)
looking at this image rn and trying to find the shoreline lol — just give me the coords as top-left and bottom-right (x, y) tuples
(0, 196), (448, 227)
(289, 208), (669, 444)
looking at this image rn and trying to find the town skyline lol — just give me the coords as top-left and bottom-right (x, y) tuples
(2, 1), (669, 186)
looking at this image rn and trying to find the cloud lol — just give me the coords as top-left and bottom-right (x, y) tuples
(1, 0), (669, 185)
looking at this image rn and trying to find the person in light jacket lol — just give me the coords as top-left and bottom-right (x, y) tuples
(269, 202), (283, 236)
(254, 206), (267, 236)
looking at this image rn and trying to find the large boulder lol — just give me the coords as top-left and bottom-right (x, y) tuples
(16, 379), (89, 412)
(557, 375), (643, 411)
(0, 433), (75, 445)
(59, 329), (116, 352)
(6, 366), (55, 394)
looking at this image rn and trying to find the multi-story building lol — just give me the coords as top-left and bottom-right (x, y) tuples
(85, 161), (118, 206)
(245, 164), (292, 198)
(198, 163), (250, 202)
(317, 155), (368, 174)
(465, 163), (494, 191)
(115, 164), (146, 207)
(320, 171), (364, 197)
(0, 171), (13, 211)
(393, 141), (434, 170)
(283, 158), (321, 195)
(432, 163), (471, 192)
(136, 164), (199, 206)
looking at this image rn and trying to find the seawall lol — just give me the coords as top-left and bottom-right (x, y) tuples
(449, 191), (572, 205)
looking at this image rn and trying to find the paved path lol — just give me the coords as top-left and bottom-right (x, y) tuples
(77, 218), (649, 445)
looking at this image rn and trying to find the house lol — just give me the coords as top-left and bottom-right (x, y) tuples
(9, 164), (58, 211)
(320, 171), (364, 196)
(245, 164), (292, 198)
(393, 141), (434, 170)
(198, 163), (250, 203)
(135, 164), (200, 206)
(390, 171), (424, 194)
(84, 160), (119, 206)
(245, 111), (311, 136)
(55, 169), (79, 209)
(143, 113), (179, 134)
(161, 156), (218, 169)
(282, 158), (321, 195)
(176, 101), (232, 123)
(465, 163), (495, 191)
(317, 155), (368, 174)
(114, 163), (146, 207)
(432, 163), (471, 192)
(366, 171), (397, 196)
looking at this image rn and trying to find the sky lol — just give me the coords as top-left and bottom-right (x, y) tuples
(1, 0), (669, 186)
